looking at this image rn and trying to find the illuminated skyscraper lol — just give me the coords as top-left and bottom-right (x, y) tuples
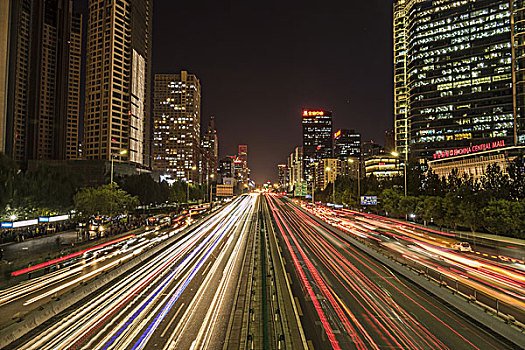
(334, 129), (361, 160)
(237, 144), (248, 182)
(302, 109), (333, 182)
(153, 72), (201, 182)
(202, 116), (219, 180)
(395, 0), (525, 162)
(2, 0), (82, 162)
(83, 0), (152, 166)
(393, 0), (413, 160)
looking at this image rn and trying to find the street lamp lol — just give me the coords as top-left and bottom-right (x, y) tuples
(348, 158), (360, 206)
(187, 166), (197, 208)
(111, 149), (127, 186)
(391, 151), (406, 197)
(325, 166), (335, 204)
(209, 173), (215, 209)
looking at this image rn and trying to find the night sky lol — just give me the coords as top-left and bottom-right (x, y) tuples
(77, 0), (393, 183)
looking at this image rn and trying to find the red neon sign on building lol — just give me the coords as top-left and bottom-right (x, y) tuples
(303, 110), (325, 117)
(433, 140), (506, 160)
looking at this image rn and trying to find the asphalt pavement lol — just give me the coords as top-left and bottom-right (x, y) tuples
(266, 195), (513, 350)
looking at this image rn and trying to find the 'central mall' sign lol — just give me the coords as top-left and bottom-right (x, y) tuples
(433, 140), (506, 160)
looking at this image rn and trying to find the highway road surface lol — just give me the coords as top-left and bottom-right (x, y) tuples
(5, 195), (258, 350)
(265, 194), (513, 350)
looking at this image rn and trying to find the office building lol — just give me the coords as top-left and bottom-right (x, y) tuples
(334, 129), (361, 160)
(361, 140), (384, 159)
(302, 109), (333, 182)
(0, 0), (10, 154)
(395, 0), (525, 162)
(393, 0), (413, 159)
(314, 158), (339, 190)
(152, 72), (201, 182)
(384, 130), (395, 154)
(365, 156), (402, 178)
(237, 144), (249, 183)
(219, 156), (235, 185)
(287, 146), (303, 192)
(83, 0), (152, 167)
(277, 164), (288, 191)
(202, 116), (219, 181)
(3, 0), (82, 162)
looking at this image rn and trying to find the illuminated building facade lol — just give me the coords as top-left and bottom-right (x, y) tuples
(153, 72), (201, 182)
(314, 158), (339, 190)
(302, 109), (333, 182)
(277, 164), (288, 191)
(428, 144), (525, 181)
(365, 156), (402, 178)
(395, 0), (525, 162)
(201, 116), (219, 181)
(393, 0), (416, 159)
(334, 129), (361, 160)
(3, 0), (82, 162)
(237, 144), (249, 182)
(84, 0), (152, 167)
(287, 146), (303, 192)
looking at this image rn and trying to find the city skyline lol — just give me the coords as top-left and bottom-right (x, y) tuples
(66, 0), (393, 183)
(0, 2), (525, 350)
(147, 0), (393, 183)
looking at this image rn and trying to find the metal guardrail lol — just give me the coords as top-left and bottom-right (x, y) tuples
(297, 204), (525, 349)
(320, 215), (525, 331)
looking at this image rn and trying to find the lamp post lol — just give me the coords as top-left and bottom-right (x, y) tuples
(209, 174), (215, 209)
(311, 162), (317, 206)
(325, 166), (335, 204)
(348, 158), (360, 207)
(187, 166), (197, 209)
(391, 151), (406, 197)
(110, 149), (127, 186)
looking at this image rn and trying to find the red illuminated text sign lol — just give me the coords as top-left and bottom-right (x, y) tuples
(433, 140), (506, 160)
(303, 110), (325, 117)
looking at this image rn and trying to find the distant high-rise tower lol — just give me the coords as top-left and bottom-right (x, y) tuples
(83, 0), (153, 166)
(202, 116), (219, 180)
(2, 0), (82, 162)
(153, 71), (201, 182)
(334, 129), (361, 160)
(237, 144), (248, 182)
(302, 109), (333, 182)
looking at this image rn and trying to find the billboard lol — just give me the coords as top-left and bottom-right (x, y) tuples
(216, 185), (234, 197)
(360, 196), (378, 205)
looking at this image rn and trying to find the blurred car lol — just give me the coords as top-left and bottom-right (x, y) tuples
(453, 242), (473, 252)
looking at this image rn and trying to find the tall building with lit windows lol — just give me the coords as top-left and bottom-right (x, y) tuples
(2, 0), (82, 162)
(394, 0), (525, 162)
(152, 72), (201, 183)
(393, 0), (416, 160)
(83, 0), (152, 166)
(302, 109), (333, 183)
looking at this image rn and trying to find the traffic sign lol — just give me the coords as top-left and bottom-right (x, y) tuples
(360, 196), (378, 205)
(294, 182), (308, 197)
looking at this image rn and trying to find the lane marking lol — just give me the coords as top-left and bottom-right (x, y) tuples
(161, 303), (185, 338)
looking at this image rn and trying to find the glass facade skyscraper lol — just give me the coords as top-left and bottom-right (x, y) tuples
(394, 0), (525, 161)
(302, 109), (333, 183)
